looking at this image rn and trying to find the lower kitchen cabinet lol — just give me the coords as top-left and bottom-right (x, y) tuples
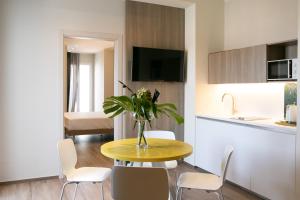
(195, 117), (295, 200)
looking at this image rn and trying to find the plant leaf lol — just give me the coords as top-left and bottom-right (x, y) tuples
(156, 106), (184, 124)
(157, 103), (177, 111)
(103, 105), (120, 114)
(108, 107), (125, 118)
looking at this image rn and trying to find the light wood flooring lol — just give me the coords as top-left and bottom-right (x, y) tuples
(0, 135), (263, 200)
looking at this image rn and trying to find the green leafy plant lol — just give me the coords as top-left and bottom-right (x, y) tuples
(103, 81), (184, 127)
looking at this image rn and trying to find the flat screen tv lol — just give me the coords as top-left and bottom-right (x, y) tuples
(132, 47), (185, 82)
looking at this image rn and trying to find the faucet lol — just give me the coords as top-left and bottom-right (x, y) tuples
(222, 93), (236, 115)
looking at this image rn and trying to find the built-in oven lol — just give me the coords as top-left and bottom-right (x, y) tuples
(267, 59), (298, 81)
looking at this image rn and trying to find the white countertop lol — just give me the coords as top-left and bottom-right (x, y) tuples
(196, 114), (297, 135)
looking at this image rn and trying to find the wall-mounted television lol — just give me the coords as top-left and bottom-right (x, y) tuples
(132, 47), (185, 82)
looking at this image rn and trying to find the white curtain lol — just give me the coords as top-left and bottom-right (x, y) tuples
(68, 53), (80, 112)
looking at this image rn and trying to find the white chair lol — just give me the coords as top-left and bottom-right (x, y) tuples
(176, 145), (234, 200)
(57, 139), (111, 200)
(143, 130), (178, 169)
(111, 166), (169, 200)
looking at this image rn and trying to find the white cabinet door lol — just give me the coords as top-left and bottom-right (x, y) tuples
(195, 117), (295, 200)
(195, 118), (252, 189)
(250, 129), (295, 200)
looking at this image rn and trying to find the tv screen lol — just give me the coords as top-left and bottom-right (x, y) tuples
(132, 47), (185, 82)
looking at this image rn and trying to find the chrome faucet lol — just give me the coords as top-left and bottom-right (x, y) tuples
(222, 93), (235, 115)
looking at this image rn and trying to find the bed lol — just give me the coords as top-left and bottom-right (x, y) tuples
(64, 112), (114, 136)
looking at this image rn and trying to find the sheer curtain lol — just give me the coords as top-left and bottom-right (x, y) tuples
(67, 53), (80, 112)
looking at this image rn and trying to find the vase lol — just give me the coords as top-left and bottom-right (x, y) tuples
(136, 120), (148, 148)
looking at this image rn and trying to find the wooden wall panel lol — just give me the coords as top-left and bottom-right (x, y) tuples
(125, 0), (185, 140)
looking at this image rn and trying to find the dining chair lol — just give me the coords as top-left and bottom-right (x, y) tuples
(57, 139), (111, 200)
(176, 145), (234, 200)
(142, 130), (178, 169)
(111, 166), (169, 200)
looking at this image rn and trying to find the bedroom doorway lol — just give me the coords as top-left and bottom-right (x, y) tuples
(62, 36), (117, 166)
(63, 36), (115, 139)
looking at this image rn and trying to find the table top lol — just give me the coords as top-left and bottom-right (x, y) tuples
(100, 138), (193, 162)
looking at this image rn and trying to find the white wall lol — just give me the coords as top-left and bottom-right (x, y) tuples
(197, 0), (298, 120)
(184, 4), (196, 165)
(63, 45), (68, 112)
(224, 0), (298, 50)
(0, 0), (124, 182)
(195, 0), (225, 114)
(183, 0), (225, 165)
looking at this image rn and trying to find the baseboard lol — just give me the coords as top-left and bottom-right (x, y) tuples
(0, 176), (59, 185)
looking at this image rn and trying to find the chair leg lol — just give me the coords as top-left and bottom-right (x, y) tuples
(60, 182), (70, 200)
(73, 183), (79, 200)
(100, 182), (104, 200)
(176, 187), (183, 200)
(175, 187), (180, 200)
(219, 189), (224, 200)
(174, 168), (178, 185)
(179, 188), (183, 200)
(215, 189), (224, 200)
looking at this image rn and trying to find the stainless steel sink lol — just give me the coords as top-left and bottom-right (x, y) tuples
(230, 116), (268, 121)
(230, 116), (246, 120)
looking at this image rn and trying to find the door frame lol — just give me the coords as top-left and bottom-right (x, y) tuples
(58, 30), (124, 141)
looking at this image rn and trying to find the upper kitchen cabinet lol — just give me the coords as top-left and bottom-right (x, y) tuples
(208, 45), (267, 84)
(208, 51), (226, 83)
(241, 45), (267, 83)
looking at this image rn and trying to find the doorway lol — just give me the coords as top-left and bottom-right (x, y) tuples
(60, 32), (124, 168)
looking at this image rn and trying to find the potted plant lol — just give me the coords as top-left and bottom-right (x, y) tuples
(103, 81), (184, 148)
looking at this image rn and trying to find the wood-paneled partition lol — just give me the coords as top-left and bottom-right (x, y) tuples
(125, 0), (185, 140)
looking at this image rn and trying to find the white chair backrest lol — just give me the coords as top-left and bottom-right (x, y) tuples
(144, 130), (176, 140)
(57, 139), (77, 175)
(220, 145), (234, 184)
(111, 166), (169, 200)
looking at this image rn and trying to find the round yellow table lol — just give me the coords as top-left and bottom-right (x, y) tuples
(100, 138), (193, 162)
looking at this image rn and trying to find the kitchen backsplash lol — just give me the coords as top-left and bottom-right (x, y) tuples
(200, 83), (286, 119)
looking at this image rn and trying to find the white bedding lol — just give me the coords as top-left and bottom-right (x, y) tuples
(64, 112), (113, 131)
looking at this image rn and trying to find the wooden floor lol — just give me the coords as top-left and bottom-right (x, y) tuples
(0, 135), (263, 200)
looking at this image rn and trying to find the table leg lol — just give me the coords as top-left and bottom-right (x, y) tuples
(115, 159), (126, 166)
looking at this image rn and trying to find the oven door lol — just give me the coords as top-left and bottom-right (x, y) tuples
(267, 60), (290, 80)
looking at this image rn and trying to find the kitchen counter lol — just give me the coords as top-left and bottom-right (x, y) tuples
(196, 114), (297, 135)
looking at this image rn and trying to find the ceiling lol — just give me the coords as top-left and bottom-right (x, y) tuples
(64, 37), (114, 53)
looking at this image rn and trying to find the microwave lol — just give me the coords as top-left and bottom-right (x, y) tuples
(267, 59), (298, 81)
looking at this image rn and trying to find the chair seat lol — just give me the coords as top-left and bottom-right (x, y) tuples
(164, 160), (177, 169)
(66, 167), (111, 182)
(177, 172), (222, 191)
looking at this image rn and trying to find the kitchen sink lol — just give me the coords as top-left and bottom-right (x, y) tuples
(229, 116), (268, 121)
